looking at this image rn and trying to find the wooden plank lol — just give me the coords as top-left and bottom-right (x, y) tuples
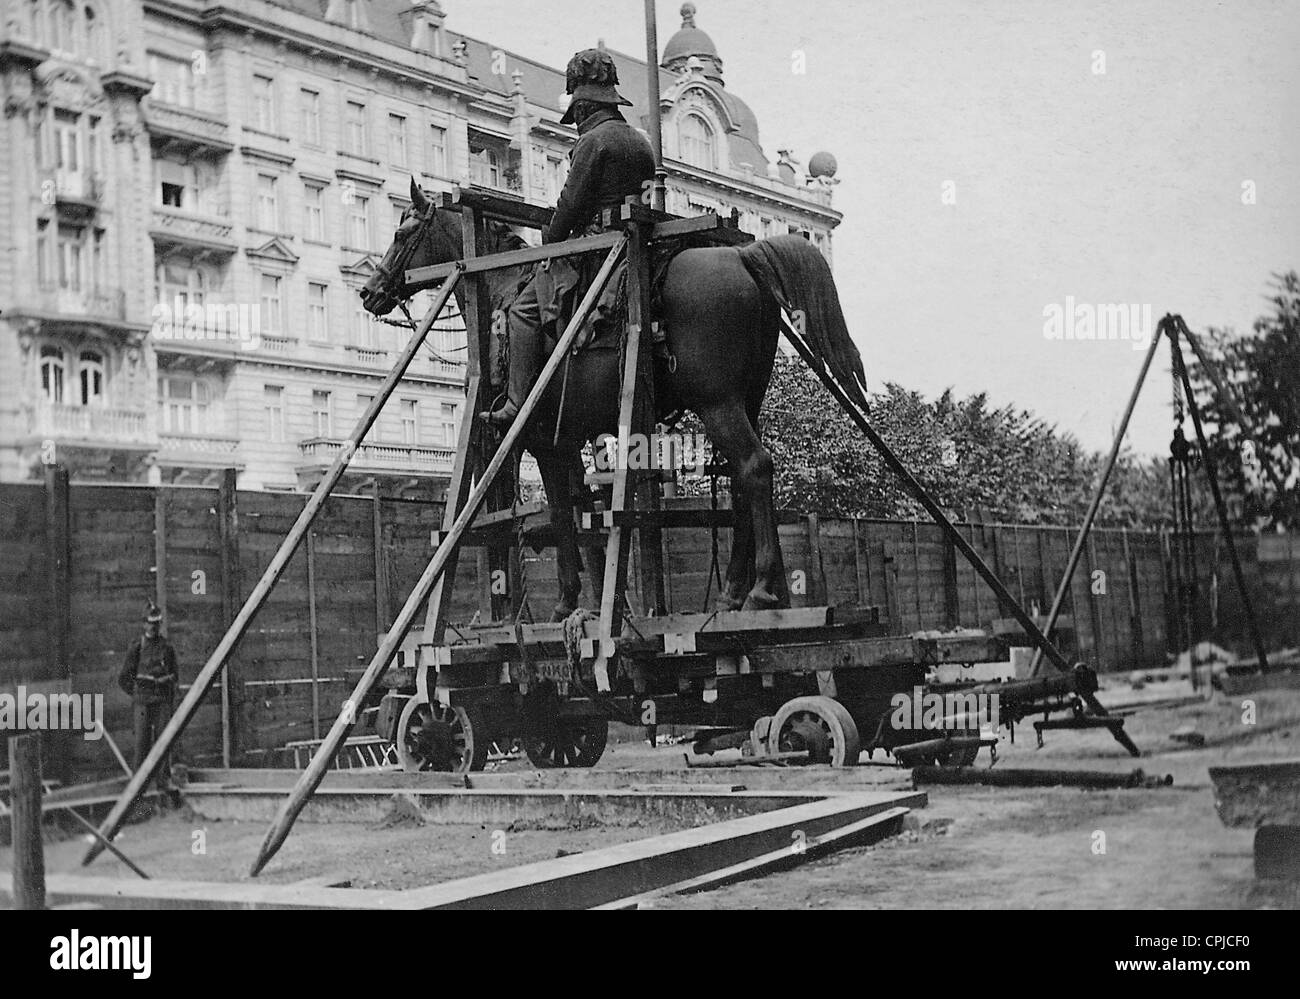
(44, 466), (71, 784)
(218, 469), (241, 767)
(406, 230), (622, 286)
(8, 733), (44, 910)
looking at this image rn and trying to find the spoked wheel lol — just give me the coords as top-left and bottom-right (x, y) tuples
(768, 695), (862, 767)
(395, 697), (489, 774)
(523, 717), (609, 768)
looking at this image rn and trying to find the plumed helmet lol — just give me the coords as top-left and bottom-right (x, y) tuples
(560, 48), (632, 124)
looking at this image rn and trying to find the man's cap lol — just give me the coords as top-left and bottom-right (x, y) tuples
(560, 48), (632, 124)
(145, 601), (163, 623)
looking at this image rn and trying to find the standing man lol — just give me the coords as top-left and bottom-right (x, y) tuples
(481, 47), (656, 426)
(118, 602), (179, 793)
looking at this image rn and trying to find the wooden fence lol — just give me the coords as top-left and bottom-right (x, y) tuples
(2, 477), (1296, 780)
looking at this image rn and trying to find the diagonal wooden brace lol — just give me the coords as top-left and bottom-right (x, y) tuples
(81, 268), (465, 866)
(249, 238), (627, 877)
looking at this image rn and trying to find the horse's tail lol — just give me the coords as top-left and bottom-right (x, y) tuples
(738, 235), (869, 412)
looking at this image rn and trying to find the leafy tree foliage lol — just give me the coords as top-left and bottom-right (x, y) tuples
(1185, 272), (1300, 530)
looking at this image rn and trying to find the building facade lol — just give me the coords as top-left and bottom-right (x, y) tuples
(0, 0), (841, 497)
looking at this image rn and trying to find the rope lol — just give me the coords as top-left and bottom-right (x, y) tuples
(561, 608), (638, 724)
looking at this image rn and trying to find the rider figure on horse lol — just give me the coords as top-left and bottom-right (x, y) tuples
(481, 48), (655, 427)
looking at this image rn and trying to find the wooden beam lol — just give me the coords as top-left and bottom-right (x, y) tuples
(372, 482), (387, 641)
(43, 465), (70, 786)
(406, 231), (622, 287)
(306, 531), (321, 742)
(250, 239), (627, 878)
(217, 468), (241, 768)
(9, 733), (45, 910)
(82, 268), (465, 866)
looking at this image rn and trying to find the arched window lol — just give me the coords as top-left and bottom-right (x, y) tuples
(40, 345), (66, 403)
(679, 114), (716, 170)
(54, 0), (77, 53)
(78, 351), (105, 405)
(85, 6), (103, 62)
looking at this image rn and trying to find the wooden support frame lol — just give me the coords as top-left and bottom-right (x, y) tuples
(83, 267), (465, 866)
(250, 239), (627, 877)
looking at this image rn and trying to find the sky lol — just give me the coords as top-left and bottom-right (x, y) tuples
(442, 0), (1300, 457)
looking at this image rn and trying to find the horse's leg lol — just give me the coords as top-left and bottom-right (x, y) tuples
(532, 443), (583, 620)
(697, 400), (788, 610)
(718, 424), (756, 611)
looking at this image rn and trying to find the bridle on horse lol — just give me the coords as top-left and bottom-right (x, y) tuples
(372, 201), (441, 310)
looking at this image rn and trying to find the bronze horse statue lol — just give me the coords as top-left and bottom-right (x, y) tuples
(361, 180), (867, 617)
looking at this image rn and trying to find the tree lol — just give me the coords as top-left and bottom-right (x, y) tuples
(1185, 272), (1300, 530)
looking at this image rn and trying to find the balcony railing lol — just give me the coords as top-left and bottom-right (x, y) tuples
(145, 101), (233, 151)
(52, 168), (103, 204)
(258, 334), (294, 352)
(150, 207), (236, 252)
(158, 432), (241, 455)
(52, 287), (127, 321)
(298, 437), (455, 473)
(344, 344), (389, 365)
(27, 401), (149, 442)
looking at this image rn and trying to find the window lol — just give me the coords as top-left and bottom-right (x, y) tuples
(259, 273), (283, 333)
(252, 74), (275, 131)
(347, 194), (370, 249)
(356, 393), (377, 441)
(304, 183), (325, 240)
(36, 220), (51, 287)
(400, 399), (419, 444)
(388, 113), (407, 167)
(159, 377), (212, 433)
(57, 224), (83, 291)
(91, 228), (105, 289)
(307, 282), (329, 340)
(263, 385), (284, 442)
(54, 109), (80, 170)
(85, 6), (104, 62)
(351, 300), (375, 348)
(429, 125), (446, 175)
(157, 261), (205, 309)
(299, 88), (321, 145)
(40, 346), (66, 403)
(311, 390), (333, 437)
(158, 159), (197, 209)
(148, 53), (196, 108)
(344, 100), (367, 155)
(440, 402), (458, 445)
(53, 0), (75, 53)
(679, 114), (716, 170)
(256, 173), (278, 230)
(547, 155), (568, 202)
(76, 351), (104, 406)
(468, 142), (500, 188)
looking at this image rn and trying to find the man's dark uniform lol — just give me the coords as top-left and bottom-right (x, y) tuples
(118, 612), (178, 788)
(487, 49), (655, 423)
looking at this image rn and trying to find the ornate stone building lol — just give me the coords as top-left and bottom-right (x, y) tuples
(0, 0), (840, 496)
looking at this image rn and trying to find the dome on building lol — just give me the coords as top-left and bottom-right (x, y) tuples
(808, 151), (838, 179)
(662, 3), (723, 82)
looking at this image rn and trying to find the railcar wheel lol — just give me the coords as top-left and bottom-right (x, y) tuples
(523, 717), (609, 768)
(769, 696), (861, 767)
(396, 698), (489, 774)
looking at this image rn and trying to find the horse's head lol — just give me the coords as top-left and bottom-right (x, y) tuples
(360, 178), (461, 316)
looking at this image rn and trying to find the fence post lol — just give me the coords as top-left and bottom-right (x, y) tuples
(43, 465), (71, 786)
(217, 468), (242, 767)
(9, 733), (46, 910)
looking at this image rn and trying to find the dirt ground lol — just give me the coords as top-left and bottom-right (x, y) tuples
(11, 680), (1300, 906)
(655, 683), (1300, 909)
(32, 808), (698, 891)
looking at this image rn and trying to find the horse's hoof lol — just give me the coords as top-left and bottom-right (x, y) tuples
(715, 595), (745, 612)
